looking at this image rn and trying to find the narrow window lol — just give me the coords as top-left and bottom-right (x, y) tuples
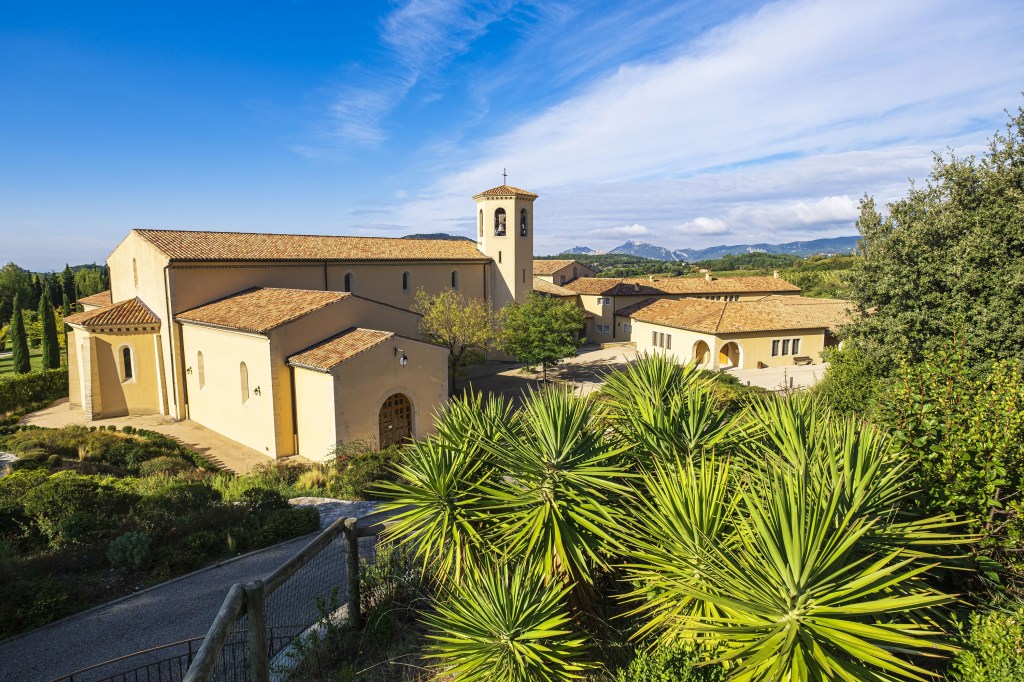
(519, 208), (528, 237)
(132, 259), (139, 288)
(343, 273), (353, 292)
(240, 362), (249, 404)
(402, 271), (411, 293)
(494, 208), (507, 236)
(792, 338), (801, 355)
(772, 340), (780, 357)
(522, 268), (526, 283)
(652, 331), (658, 345)
(478, 209), (483, 238)
(666, 335), (672, 350)
(197, 351), (205, 389)
(122, 346), (133, 381)
(782, 339), (791, 356)
(498, 251), (502, 264)
(451, 270), (459, 289)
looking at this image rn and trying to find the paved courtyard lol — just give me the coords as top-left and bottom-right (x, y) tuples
(726, 362), (829, 391)
(21, 399), (278, 473)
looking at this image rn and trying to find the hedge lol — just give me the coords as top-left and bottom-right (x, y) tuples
(0, 369), (68, 415)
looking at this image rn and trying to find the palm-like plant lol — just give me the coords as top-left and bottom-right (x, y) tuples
(424, 561), (592, 682)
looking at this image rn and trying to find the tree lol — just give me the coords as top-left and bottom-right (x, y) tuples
(61, 264), (76, 304)
(413, 289), (499, 395)
(844, 105), (1024, 370)
(500, 293), (584, 380)
(9, 293), (30, 374)
(39, 283), (60, 369)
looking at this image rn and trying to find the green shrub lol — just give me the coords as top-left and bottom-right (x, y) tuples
(46, 454), (61, 469)
(0, 576), (71, 640)
(950, 602), (1024, 681)
(0, 368), (68, 414)
(329, 448), (400, 500)
(185, 529), (224, 556)
(138, 455), (192, 477)
(241, 487), (289, 515)
(135, 481), (223, 535)
(80, 430), (122, 462)
(616, 644), (725, 682)
(21, 471), (134, 546)
(253, 506), (321, 545)
(104, 438), (160, 470)
(107, 531), (153, 569)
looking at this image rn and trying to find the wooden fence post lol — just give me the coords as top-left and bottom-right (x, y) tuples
(343, 518), (361, 627)
(245, 580), (270, 682)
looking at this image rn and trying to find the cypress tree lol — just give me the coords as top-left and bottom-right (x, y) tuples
(30, 275), (43, 310)
(62, 265), (76, 305)
(9, 293), (30, 374)
(62, 293), (71, 318)
(39, 283), (60, 369)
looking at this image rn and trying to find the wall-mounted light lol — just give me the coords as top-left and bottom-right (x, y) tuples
(254, 386), (262, 396)
(394, 347), (408, 367)
(186, 367), (192, 375)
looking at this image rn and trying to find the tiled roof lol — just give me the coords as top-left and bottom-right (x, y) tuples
(532, 277), (578, 297)
(625, 296), (854, 335)
(65, 298), (160, 328)
(613, 298), (660, 318)
(532, 259), (578, 276)
(756, 295), (857, 331)
(133, 229), (490, 262)
(176, 288), (348, 334)
(564, 275), (801, 296)
(472, 184), (539, 200)
(78, 290), (112, 308)
(288, 328), (394, 372)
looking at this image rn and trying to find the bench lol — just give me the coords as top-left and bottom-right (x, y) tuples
(793, 356), (813, 366)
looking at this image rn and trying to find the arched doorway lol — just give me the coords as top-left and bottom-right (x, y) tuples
(718, 342), (741, 369)
(693, 340), (711, 366)
(379, 393), (413, 448)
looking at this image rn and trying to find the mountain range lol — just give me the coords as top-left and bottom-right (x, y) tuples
(556, 236), (860, 261)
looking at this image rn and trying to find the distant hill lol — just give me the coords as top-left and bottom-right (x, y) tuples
(554, 236), (860, 261)
(402, 233), (474, 242)
(609, 241), (683, 261)
(560, 245), (599, 255)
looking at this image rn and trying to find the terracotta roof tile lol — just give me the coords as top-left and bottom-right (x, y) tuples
(176, 288), (348, 334)
(532, 277), (578, 297)
(472, 184), (539, 199)
(564, 275), (801, 296)
(78, 290), (112, 308)
(625, 296), (855, 334)
(288, 328), (394, 372)
(65, 298), (160, 328)
(532, 259), (578, 276)
(134, 229), (490, 262)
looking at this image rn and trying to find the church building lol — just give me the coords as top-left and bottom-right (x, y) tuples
(64, 184), (538, 461)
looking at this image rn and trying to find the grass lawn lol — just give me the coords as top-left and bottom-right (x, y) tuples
(0, 347), (67, 375)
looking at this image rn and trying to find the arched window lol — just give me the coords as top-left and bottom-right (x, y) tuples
(197, 351), (205, 389)
(379, 393), (413, 448)
(343, 273), (353, 293)
(402, 271), (411, 293)
(494, 208), (506, 236)
(451, 270), (459, 290)
(240, 362), (249, 404)
(478, 210), (483, 238)
(520, 208), (528, 237)
(121, 346), (134, 381)
(132, 259), (139, 288)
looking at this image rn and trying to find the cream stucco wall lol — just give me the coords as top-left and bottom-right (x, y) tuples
(68, 328), (162, 418)
(292, 368), (338, 462)
(67, 330), (81, 409)
(476, 196), (534, 310)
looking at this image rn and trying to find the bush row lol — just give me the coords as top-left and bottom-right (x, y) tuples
(0, 368), (68, 415)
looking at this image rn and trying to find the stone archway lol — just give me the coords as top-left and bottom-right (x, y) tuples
(378, 393), (413, 449)
(718, 342), (741, 369)
(693, 340), (711, 366)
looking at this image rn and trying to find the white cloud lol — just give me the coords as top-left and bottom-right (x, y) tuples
(590, 223), (650, 238)
(675, 217), (729, 235)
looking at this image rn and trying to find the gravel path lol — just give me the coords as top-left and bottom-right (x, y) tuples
(0, 499), (379, 682)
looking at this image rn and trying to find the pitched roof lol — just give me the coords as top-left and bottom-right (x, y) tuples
(288, 328), (394, 372)
(756, 295), (857, 331)
(65, 298), (160, 329)
(532, 277), (578, 297)
(78, 290), (112, 308)
(531, 259), (579, 276)
(624, 296), (855, 335)
(564, 275), (801, 296)
(133, 229), (490, 263)
(472, 184), (539, 200)
(176, 288), (348, 334)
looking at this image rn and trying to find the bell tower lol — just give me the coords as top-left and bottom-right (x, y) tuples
(474, 180), (537, 310)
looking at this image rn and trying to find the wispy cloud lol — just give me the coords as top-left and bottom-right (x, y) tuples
(591, 223), (650, 238)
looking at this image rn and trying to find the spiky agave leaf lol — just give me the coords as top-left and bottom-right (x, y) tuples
(622, 454), (739, 644)
(601, 353), (711, 416)
(424, 561), (592, 682)
(433, 391), (521, 473)
(481, 387), (633, 588)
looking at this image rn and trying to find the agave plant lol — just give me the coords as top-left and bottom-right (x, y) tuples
(601, 352), (710, 414)
(482, 387), (632, 589)
(424, 561), (592, 682)
(433, 391), (521, 470)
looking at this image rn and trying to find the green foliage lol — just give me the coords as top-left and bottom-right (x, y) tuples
(414, 288), (499, 394)
(8, 293), (30, 374)
(327, 446), (401, 500)
(615, 643), (725, 682)
(950, 601), (1024, 681)
(541, 253), (690, 278)
(500, 292), (585, 379)
(21, 471), (134, 547)
(138, 455), (192, 477)
(424, 562), (592, 682)
(0, 367), (68, 414)
(694, 252), (801, 272)
(107, 531), (153, 569)
(38, 282), (60, 370)
(814, 341), (881, 415)
(253, 506), (320, 545)
(845, 107), (1024, 369)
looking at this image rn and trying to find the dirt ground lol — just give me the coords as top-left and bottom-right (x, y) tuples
(20, 399), (280, 473)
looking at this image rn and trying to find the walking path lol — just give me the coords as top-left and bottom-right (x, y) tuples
(0, 499), (378, 682)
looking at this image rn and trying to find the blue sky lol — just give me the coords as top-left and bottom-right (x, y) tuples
(2, 0), (1024, 270)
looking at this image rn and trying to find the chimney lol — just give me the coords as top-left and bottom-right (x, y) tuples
(705, 271), (711, 282)
(773, 270), (779, 279)
(648, 275), (654, 282)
